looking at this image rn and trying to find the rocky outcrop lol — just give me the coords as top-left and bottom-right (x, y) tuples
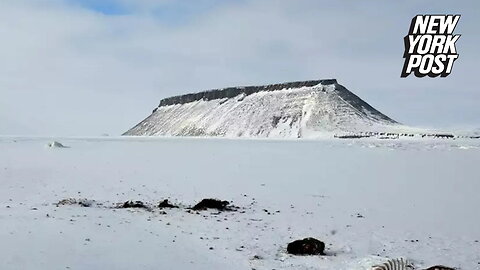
(158, 80), (336, 107)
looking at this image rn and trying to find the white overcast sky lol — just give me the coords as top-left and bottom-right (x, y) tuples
(0, 0), (478, 136)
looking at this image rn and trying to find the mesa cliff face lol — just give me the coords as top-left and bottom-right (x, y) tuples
(124, 79), (399, 138)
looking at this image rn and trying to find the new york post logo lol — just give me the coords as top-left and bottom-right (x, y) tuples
(401, 15), (460, 78)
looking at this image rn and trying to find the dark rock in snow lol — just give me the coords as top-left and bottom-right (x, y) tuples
(251, 255), (263, 260)
(192, 199), (231, 211)
(287, 238), (325, 255)
(158, 199), (178, 208)
(121, 201), (147, 209)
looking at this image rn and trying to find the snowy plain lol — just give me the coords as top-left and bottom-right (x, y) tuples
(0, 136), (479, 270)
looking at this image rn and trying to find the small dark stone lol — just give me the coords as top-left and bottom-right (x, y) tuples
(121, 200), (147, 209)
(287, 238), (325, 255)
(192, 199), (231, 211)
(78, 201), (92, 207)
(158, 199), (178, 209)
(251, 255), (263, 260)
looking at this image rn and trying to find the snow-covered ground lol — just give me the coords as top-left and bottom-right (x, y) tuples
(1, 136), (479, 270)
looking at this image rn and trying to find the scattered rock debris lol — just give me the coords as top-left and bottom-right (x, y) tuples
(287, 238), (325, 256)
(42, 196), (472, 269)
(56, 198), (95, 207)
(192, 198), (234, 211)
(335, 134), (372, 139)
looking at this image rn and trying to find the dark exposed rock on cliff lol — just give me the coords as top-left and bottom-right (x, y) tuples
(158, 80), (335, 106)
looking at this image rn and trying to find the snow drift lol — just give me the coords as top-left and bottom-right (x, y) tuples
(124, 79), (400, 138)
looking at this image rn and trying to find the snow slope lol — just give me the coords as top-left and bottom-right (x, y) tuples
(124, 80), (401, 138)
(1, 136), (479, 270)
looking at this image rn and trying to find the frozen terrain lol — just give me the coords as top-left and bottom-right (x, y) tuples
(1, 136), (480, 270)
(124, 80), (404, 138)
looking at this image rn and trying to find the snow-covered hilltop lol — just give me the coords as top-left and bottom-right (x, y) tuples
(124, 79), (401, 138)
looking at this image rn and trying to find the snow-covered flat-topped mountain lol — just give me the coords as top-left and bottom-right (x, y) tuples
(124, 79), (402, 138)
